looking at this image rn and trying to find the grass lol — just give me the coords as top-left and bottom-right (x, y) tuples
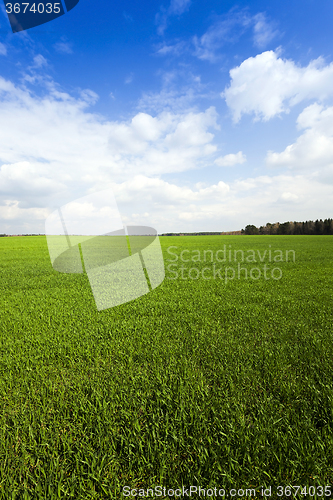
(0, 235), (332, 498)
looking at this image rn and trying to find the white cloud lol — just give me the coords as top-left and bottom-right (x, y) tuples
(0, 75), (220, 220)
(154, 40), (187, 57)
(138, 87), (200, 114)
(192, 11), (251, 62)
(79, 89), (99, 106)
(109, 175), (231, 228)
(164, 107), (219, 148)
(1, 72), (332, 234)
(266, 103), (333, 171)
(191, 10), (278, 62)
(253, 13), (279, 48)
(54, 41), (73, 54)
(0, 161), (66, 199)
(125, 73), (134, 84)
(214, 151), (246, 167)
(169, 0), (191, 16)
(0, 200), (48, 221)
(156, 0), (191, 35)
(223, 50), (333, 122)
(230, 173), (332, 220)
(0, 43), (7, 56)
(31, 54), (48, 68)
(153, 10), (278, 62)
(112, 175), (229, 204)
(112, 172), (333, 232)
(280, 192), (298, 202)
(138, 67), (212, 114)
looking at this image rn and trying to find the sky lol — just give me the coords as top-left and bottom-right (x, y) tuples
(0, 0), (333, 234)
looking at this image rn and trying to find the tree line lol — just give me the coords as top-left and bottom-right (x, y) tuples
(160, 232), (223, 236)
(242, 219), (333, 235)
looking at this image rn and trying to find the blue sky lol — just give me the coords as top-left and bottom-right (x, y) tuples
(0, 0), (333, 233)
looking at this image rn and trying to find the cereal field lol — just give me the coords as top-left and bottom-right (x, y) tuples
(0, 235), (332, 498)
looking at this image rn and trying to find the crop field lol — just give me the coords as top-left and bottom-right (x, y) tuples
(0, 234), (332, 499)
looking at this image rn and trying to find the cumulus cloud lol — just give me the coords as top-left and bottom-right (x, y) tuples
(214, 151), (246, 167)
(280, 192), (298, 202)
(1, 71), (332, 234)
(266, 103), (333, 171)
(223, 50), (333, 122)
(0, 200), (48, 221)
(0, 74), (221, 225)
(112, 175), (229, 205)
(230, 173), (332, 218)
(109, 175), (231, 228)
(0, 161), (66, 200)
(113, 172), (333, 232)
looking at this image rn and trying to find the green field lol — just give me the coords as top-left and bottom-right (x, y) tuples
(0, 235), (332, 499)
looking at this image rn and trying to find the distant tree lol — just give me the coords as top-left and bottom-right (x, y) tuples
(305, 220), (315, 234)
(241, 217), (332, 235)
(265, 222), (279, 234)
(314, 219), (324, 235)
(324, 218), (333, 235)
(244, 224), (259, 235)
(277, 222), (290, 235)
(293, 222), (302, 235)
(265, 223), (273, 235)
